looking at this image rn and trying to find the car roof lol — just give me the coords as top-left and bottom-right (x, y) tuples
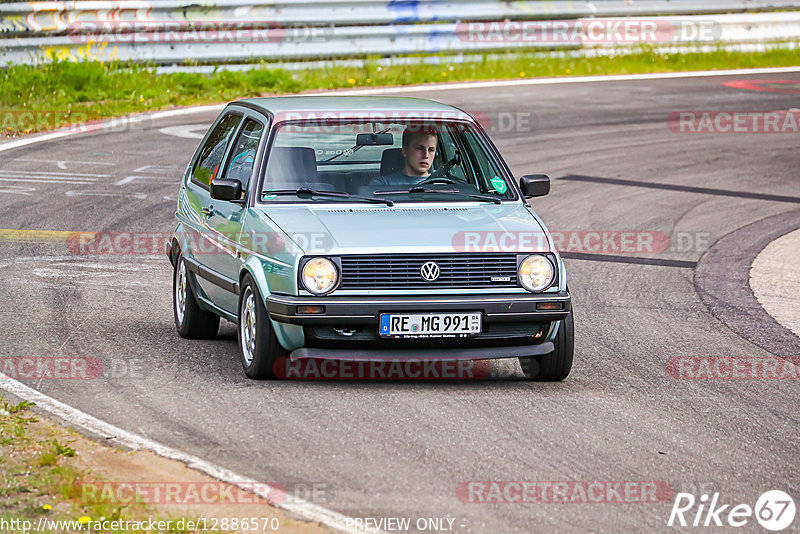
(232, 95), (468, 117)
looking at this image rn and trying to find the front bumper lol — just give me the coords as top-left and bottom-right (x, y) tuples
(265, 291), (571, 326)
(266, 291), (570, 357)
(289, 342), (555, 362)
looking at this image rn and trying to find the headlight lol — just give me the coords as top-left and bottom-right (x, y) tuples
(302, 257), (339, 295)
(519, 255), (554, 292)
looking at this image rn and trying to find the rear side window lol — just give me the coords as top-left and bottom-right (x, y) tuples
(221, 118), (264, 193)
(192, 113), (241, 187)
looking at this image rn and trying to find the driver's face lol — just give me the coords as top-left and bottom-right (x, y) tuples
(402, 134), (437, 177)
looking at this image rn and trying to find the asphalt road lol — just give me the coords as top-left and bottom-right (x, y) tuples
(1, 71), (799, 533)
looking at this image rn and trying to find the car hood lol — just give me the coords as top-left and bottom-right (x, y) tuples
(251, 203), (552, 255)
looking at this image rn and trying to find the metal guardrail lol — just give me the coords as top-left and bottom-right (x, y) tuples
(3, 1), (800, 33)
(1, 1), (799, 66)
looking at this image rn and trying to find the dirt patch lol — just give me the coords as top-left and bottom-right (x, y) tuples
(0, 403), (334, 534)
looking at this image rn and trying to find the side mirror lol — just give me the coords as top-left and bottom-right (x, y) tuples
(210, 179), (244, 203)
(519, 174), (550, 198)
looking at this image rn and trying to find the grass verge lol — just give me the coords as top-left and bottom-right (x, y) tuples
(1, 45), (799, 136)
(0, 397), (329, 534)
(0, 398), (228, 533)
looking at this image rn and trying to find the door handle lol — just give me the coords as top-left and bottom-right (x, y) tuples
(202, 206), (214, 218)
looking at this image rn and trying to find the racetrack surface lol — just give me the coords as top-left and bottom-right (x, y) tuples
(1, 72), (798, 532)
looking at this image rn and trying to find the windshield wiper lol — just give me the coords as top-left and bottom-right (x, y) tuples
(261, 188), (394, 206)
(375, 186), (502, 204)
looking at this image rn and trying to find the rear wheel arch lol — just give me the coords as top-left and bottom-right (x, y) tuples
(172, 251), (220, 339)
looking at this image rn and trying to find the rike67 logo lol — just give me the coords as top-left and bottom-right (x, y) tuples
(668, 490), (795, 531)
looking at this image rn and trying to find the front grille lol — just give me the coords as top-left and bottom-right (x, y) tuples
(339, 254), (518, 290)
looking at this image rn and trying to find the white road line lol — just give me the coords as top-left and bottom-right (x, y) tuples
(158, 124), (208, 139)
(0, 177), (95, 185)
(0, 186), (35, 196)
(0, 103), (226, 154)
(16, 158), (116, 166)
(0, 169), (106, 178)
(0, 256), (106, 268)
(324, 65), (800, 95)
(64, 191), (147, 199)
(116, 175), (161, 185)
(133, 165), (175, 174)
(0, 177), (97, 183)
(0, 376), (361, 533)
(0, 130), (81, 154)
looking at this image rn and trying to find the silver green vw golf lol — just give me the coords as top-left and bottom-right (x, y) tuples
(168, 96), (573, 380)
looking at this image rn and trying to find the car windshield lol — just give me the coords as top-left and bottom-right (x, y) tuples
(259, 119), (515, 203)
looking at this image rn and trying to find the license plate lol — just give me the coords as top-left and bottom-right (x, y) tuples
(379, 312), (482, 338)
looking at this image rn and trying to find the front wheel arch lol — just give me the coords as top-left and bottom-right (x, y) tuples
(519, 307), (574, 381)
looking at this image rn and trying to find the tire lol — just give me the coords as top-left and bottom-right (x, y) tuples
(173, 253), (220, 339)
(238, 275), (288, 379)
(519, 308), (574, 381)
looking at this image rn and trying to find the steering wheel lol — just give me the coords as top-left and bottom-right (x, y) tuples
(415, 176), (457, 186)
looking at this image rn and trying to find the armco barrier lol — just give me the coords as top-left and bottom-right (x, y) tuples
(3, 1), (800, 34)
(1, 1), (799, 66)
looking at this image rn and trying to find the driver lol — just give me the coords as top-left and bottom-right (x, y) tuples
(370, 127), (438, 186)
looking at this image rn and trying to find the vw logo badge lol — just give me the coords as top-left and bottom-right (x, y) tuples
(420, 261), (441, 282)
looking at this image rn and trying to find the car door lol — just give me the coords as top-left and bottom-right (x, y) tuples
(204, 114), (268, 314)
(182, 111), (242, 309)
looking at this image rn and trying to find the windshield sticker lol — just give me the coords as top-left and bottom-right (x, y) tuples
(490, 177), (507, 194)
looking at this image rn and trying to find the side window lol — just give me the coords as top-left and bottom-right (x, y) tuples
(192, 113), (241, 187)
(220, 119), (264, 194)
(460, 131), (511, 197)
(438, 131), (469, 182)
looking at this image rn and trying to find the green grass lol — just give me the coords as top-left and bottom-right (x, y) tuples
(0, 398), (227, 534)
(1, 45), (798, 135)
